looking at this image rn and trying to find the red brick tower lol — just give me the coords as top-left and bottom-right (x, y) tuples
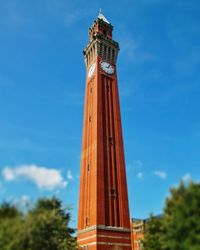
(78, 12), (132, 250)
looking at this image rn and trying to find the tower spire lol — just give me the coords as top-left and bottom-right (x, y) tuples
(97, 9), (110, 24)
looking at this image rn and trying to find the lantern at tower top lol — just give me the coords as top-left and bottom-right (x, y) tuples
(89, 10), (113, 40)
(84, 11), (119, 67)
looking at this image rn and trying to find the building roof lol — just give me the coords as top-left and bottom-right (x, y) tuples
(131, 214), (163, 223)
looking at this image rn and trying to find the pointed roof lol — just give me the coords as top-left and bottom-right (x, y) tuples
(97, 9), (110, 24)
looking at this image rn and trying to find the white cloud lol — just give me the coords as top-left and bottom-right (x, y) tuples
(137, 172), (144, 179)
(2, 167), (15, 180)
(67, 170), (73, 180)
(154, 170), (167, 179)
(182, 173), (191, 182)
(2, 164), (68, 190)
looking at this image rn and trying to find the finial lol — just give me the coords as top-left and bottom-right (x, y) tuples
(99, 8), (102, 15)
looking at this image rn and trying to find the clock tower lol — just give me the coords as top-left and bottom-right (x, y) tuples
(77, 12), (132, 250)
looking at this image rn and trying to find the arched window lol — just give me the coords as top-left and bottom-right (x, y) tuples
(112, 49), (115, 62)
(104, 44), (107, 58)
(108, 47), (111, 61)
(100, 43), (103, 56)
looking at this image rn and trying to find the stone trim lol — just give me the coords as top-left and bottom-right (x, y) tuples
(78, 224), (131, 235)
(78, 234), (131, 242)
(81, 241), (131, 247)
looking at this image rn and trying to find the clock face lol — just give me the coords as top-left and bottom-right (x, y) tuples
(100, 61), (114, 75)
(88, 63), (96, 78)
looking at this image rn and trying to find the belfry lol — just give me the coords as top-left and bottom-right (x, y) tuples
(77, 12), (132, 250)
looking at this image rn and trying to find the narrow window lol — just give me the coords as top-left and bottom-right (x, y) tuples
(108, 136), (113, 145)
(86, 56), (88, 66)
(108, 47), (111, 61)
(90, 48), (92, 61)
(112, 49), (115, 62)
(86, 217), (89, 226)
(111, 187), (115, 197)
(106, 83), (109, 91)
(91, 47), (93, 60)
(93, 44), (96, 57)
(104, 45), (107, 58)
(88, 51), (90, 64)
(89, 49), (91, 62)
(100, 43), (103, 55)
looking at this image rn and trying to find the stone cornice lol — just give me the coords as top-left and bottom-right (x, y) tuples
(78, 224), (131, 235)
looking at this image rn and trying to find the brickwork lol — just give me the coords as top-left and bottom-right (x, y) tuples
(131, 219), (145, 250)
(78, 13), (132, 250)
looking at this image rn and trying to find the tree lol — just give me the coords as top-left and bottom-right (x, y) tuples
(0, 203), (24, 250)
(0, 197), (77, 250)
(143, 214), (163, 250)
(25, 197), (77, 250)
(143, 181), (200, 250)
(0, 202), (21, 218)
(161, 181), (200, 250)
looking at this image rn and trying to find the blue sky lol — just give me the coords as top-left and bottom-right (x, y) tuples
(0, 0), (200, 227)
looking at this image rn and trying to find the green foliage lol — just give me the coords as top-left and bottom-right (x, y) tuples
(0, 203), (21, 219)
(0, 203), (24, 250)
(162, 181), (200, 250)
(143, 215), (162, 250)
(144, 181), (200, 250)
(0, 198), (77, 250)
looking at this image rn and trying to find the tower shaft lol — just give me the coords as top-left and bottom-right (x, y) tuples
(78, 14), (132, 250)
